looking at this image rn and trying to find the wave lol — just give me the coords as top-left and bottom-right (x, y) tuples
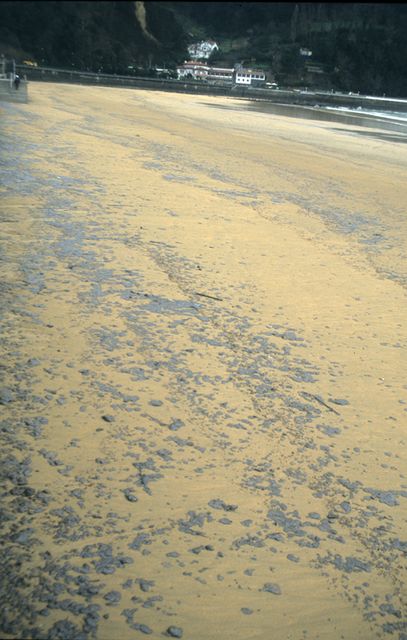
(321, 105), (407, 124)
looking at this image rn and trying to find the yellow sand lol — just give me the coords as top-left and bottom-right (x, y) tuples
(0, 83), (406, 639)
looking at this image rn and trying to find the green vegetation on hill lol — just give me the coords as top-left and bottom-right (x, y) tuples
(0, 1), (187, 74)
(168, 2), (407, 95)
(1, 1), (406, 96)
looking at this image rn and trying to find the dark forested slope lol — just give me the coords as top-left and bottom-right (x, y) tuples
(1, 2), (406, 96)
(169, 2), (407, 96)
(0, 1), (187, 73)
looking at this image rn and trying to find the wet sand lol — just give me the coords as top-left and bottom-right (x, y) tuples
(0, 83), (406, 640)
(202, 97), (407, 140)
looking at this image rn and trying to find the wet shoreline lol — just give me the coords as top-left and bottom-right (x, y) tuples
(202, 98), (407, 140)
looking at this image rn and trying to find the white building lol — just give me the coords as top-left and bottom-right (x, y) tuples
(176, 61), (209, 80)
(207, 66), (234, 83)
(176, 62), (235, 83)
(187, 40), (219, 60)
(234, 68), (266, 86)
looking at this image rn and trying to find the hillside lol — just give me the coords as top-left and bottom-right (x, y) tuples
(0, 1), (188, 74)
(168, 2), (407, 95)
(1, 2), (407, 95)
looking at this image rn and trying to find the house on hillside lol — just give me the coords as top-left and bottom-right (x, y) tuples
(176, 61), (209, 80)
(176, 61), (234, 83)
(234, 67), (266, 87)
(176, 61), (267, 87)
(207, 66), (234, 84)
(188, 40), (219, 60)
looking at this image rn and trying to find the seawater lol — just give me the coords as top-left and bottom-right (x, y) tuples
(243, 100), (407, 138)
(322, 105), (407, 124)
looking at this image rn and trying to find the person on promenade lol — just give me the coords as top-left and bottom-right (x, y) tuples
(14, 74), (20, 90)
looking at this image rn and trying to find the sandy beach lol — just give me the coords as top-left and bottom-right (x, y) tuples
(1, 83), (406, 639)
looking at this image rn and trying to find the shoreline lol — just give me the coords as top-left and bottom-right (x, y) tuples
(203, 97), (407, 139)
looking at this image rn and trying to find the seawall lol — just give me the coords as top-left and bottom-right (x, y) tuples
(17, 65), (407, 113)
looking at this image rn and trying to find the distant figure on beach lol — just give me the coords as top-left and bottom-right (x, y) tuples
(14, 75), (20, 90)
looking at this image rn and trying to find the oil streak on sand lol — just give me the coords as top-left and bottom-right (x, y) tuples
(0, 83), (406, 640)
